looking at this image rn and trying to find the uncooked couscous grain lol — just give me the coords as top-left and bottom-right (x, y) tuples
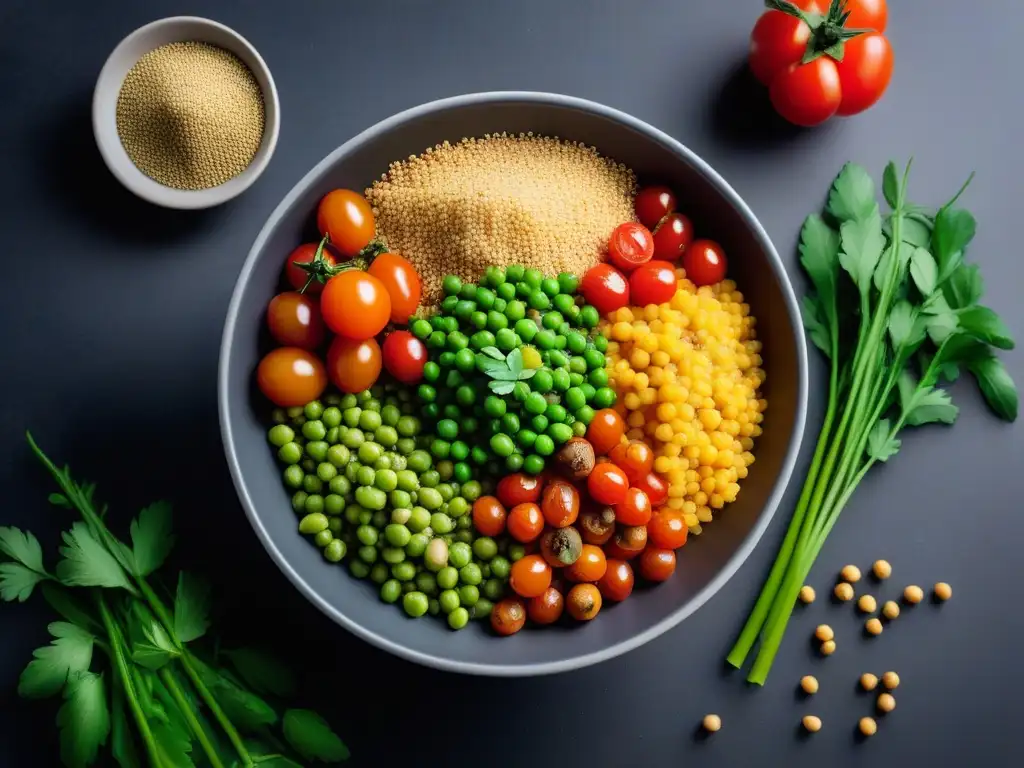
(365, 134), (637, 302)
(116, 42), (265, 190)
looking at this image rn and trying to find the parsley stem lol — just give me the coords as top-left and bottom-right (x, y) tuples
(159, 667), (226, 768)
(179, 652), (255, 768)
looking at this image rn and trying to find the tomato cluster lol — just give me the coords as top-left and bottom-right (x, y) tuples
(258, 189), (427, 406)
(580, 185), (728, 319)
(484, 412), (687, 635)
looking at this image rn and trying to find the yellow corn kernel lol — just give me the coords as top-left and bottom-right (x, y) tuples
(627, 411), (646, 428)
(698, 408), (722, 431)
(617, 368), (636, 388)
(652, 350), (670, 367)
(654, 456), (673, 474)
(639, 334), (659, 354)
(615, 307), (634, 323)
(657, 403), (678, 421)
(701, 477), (717, 494)
(626, 427), (644, 441)
(655, 423), (674, 442)
(611, 322), (633, 342)
(623, 393), (641, 411)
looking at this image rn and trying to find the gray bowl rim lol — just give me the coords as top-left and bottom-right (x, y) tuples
(218, 90), (809, 676)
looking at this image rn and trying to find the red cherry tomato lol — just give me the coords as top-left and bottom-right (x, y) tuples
(587, 464), (629, 505)
(284, 243), (338, 295)
(381, 330), (427, 385)
(497, 474), (543, 508)
(629, 261), (677, 307)
(598, 559), (634, 602)
(652, 213), (694, 262)
(609, 440), (655, 484)
(581, 264), (630, 317)
(834, 33), (894, 116)
(634, 186), (676, 230)
(472, 496), (508, 537)
(639, 548), (676, 582)
(615, 487), (652, 527)
(316, 189), (375, 258)
(749, 0), (822, 85)
(527, 587), (565, 625)
(326, 336), (382, 394)
(257, 347), (327, 407)
(320, 271), (391, 340)
(635, 472), (669, 507)
(266, 292), (325, 350)
(367, 252), (422, 324)
(607, 222), (655, 273)
(769, 56), (843, 127)
(682, 240), (728, 287)
(845, 0), (887, 30)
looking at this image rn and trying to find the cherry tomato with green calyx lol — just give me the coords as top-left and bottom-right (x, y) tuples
(581, 264), (630, 317)
(629, 261), (677, 307)
(382, 330), (427, 385)
(285, 242), (338, 295)
(607, 222), (654, 273)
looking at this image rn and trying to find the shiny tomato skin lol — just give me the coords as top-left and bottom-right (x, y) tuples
(367, 252), (422, 324)
(845, 0), (887, 30)
(769, 57), (843, 127)
(586, 408), (626, 456)
(497, 474), (543, 508)
(629, 261), (677, 307)
(381, 330), (427, 385)
(598, 559), (634, 601)
(634, 186), (677, 230)
(635, 472), (669, 507)
(320, 271), (391, 340)
(285, 243), (337, 295)
(266, 292), (325, 350)
(615, 487), (652, 527)
(257, 347), (327, 407)
(607, 222), (655, 273)
(528, 587), (565, 625)
(472, 496), (508, 537)
(749, 0), (822, 85)
(639, 548), (677, 582)
(541, 480), (581, 528)
(316, 189), (374, 258)
(648, 509), (689, 550)
(326, 336), (382, 394)
(609, 440), (655, 484)
(565, 544), (607, 583)
(682, 239), (728, 287)
(588, 464), (629, 505)
(581, 264), (630, 317)
(605, 525), (648, 560)
(491, 598), (526, 636)
(510, 554), (552, 598)
(651, 213), (694, 263)
(507, 503), (544, 543)
(835, 33), (894, 116)
(566, 583), (602, 621)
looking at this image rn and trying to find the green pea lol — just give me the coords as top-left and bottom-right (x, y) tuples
(444, 498), (467, 521)
(435, 461), (453, 482)
(370, 469), (396, 493)
(380, 404), (401, 426)
(506, 264), (525, 282)
(505, 453), (524, 471)
(520, 392), (545, 415)
(459, 563), (483, 586)
(546, 350), (566, 370)
(523, 455), (545, 475)
(324, 493), (346, 516)
(530, 414), (549, 433)
(584, 366), (608, 388)
(308, 440), (331, 463)
(381, 546), (406, 565)
(455, 281), (475, 301)
(432, 419), (455, 441)
(580, 383), (597, 403)
(522, 268), (542, 288)
(411, 318), (432, 339)
(342, 503), (361, 525)
(276, 441), (301, 465)
(420, 470), (440, 488)
(396, 437), (417, 456)
(392, 561), (416, 582)
(562, 386), (586, 412)
(417, 383), (437, 403)
(500, 298), (525, 323)
(390, 470), (416, 494)
(405, 533), (429, 558)
(302, 401), (322, 421)
(428, 331), (447, 350)
(446, 541), (471, 570)
(567, 370), (585, 387)
(490, 555), (511, 580)
(355, 524), (378, 547)
(324, 444), (348, 468)
(450, 350), (473, 376)
(439, 589), (461, 614)
(468, 311), (486, 330)
(436, 566), (458, 590)
(454, 462), (473, 484)
(326, 426), (341, 444)
(572, 420), (588, 437)
(430, 512), (454, 534)
(470, 331), (495, 349)
(527, 290), (550, 311)
(342, 407), (361, 428)
(549, 294), (572, 318)
(321, 538), (345, 563)
(479, 578), (503, 602)
(441, 405), (460, 422)
(478, 396), (503, 419)
(421, 362), (440, 384)
(485, 310), (507, 332)
(544, 402), (565, 423)
(418, 487), (443, 510)
(455, 586), (478, 610)
(593, 387), (617, 408)
(349, 559), (371, 579)
(354, 465), (375, 487)
(368, 562), (389, 585)
(514, 318), (538, 343)
(436, 483), (454, 502)
(579, 305), (600, 328)
(376, 426), (399, 448)
(357, 410), (380, 432)
(443, 606), (467, 629)
(548, 423), (573, 445)
(461, 480), (482, 502)
(295, 509), (327, 537)
(534, 434), (556, 456)
(301, 457), (317, 474)
(428, 438), (450, 460)
(493, 327), (516, 351)
(421, 403), (439, 420)
(488, 433), (513, 458)
(316, 462), (337, 483)
(407, 450), (432, 473)
(456, 386), (476, 407)
(356, 486), (388, 510)
(515, 428), (537, 449)
(453, 299), (475, 322)
(403, 591), (430, 617)
(376, 579), (399, 603)
(301, 474), (323, 494)
(282, 465), (304, 489)
(504, 411), (523, 432)
(583, 347), (606, 370)
(529, 369), (552, 393)
(535, 329), (557, 350)
(268, 424), (295, 448)
(472, 537), (498, 561)
(302, 421), (326, 445)
(358, 510), (373, 526)
(442, 275), (463, 296)
(492, 297), (508, 313)
(541, 311), (562, 331)
(466, 444), (486, 465)
(496, 282), (517, 301)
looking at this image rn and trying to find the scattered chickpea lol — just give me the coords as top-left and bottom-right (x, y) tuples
(841, 564), (862, 583)
(877, 693), (896, 713)
(857, 594), (877, 614)
(815, 624), (834, 642)
(800, 675), (819, 694)
(860, 673), (879, 691)
(859, 717), (878, 736)
(934, 582), (953, 601)
(882, 600), (900, 620)
(903, 585), (924, 604)
(872, 559), (892, 580)
(834, 582), (855, 602)
(702, 714), (722, 733)
(865, 618), (883, 636)
(820, 640), (836, 656)
(802, 715), (822, 733)
(799, 585), (816, 604)
(881, 671), (900, 689)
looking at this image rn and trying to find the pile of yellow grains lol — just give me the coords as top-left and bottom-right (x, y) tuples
(365, 133), (637, 302)
(601, 269), (766, 534)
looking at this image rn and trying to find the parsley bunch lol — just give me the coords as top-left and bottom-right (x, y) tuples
(0, 434), (349, 767)
(728, 161), (1018, 684)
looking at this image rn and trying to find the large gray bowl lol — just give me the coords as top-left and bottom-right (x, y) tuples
(219, 92), (808, 676)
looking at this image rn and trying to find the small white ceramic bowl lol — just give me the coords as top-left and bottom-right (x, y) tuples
(92, 16), (280, 210)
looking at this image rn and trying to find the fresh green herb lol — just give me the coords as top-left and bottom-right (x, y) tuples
(727, 161), (1018, 684)
(1, 434), (349, 767)
(477, 347), (538, 395)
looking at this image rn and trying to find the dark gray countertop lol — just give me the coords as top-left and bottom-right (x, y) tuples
(2, 1), (1022, 765)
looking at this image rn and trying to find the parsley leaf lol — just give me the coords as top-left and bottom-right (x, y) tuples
(133, 618), (180, 670)
(0, 526), (46, 573)
(152, 721), (194, 768)
(882, 161), (899, 209)
(909, 247), (938, 296)
(174, 572), (211, 643)
(932, 207), (976, 282)
(827, 162), (877, 222)
(0, 563), (46, 602)
(488, 380), (516, 395)
(130, 501), (175, 577)
(957, 306), (1015, 350)
(18, 621), (95, 698)
(887, 300), (923, 351)
(969, 356), (1018, 421)
(111, 683), (140, 768)
(506, 348), (524, 376)
(56, 522), (136, 593)
(866, 419), (900, 462)
(283, 709), (351, 763)
(904, 387), (959, 427)
(798, 213), (840, 325)
(40, 583), (99, 631)
(943, 263), (984, 309)
(839, 208), (885, 295)
(57, 671), (110, 768)
(223, 647), (297, 698)
(480, 346), (504, 361)
(801, 295), (831, 357)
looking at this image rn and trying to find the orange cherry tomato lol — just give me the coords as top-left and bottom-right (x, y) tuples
(541, 480), (580, 528)
(639, 548), (677, 582)
(539, 527), (583, 568)
(527, 587), (565, 625)
(586, 409), (626, 456)
(367, 252), (422, 324)
(257, 347), (327, 407)
(491, 598), (526, 636)
(615, 487), (652, 526)
(587, 464), (629, 505)
(320, 271), (391, 340)
(566, 583), (603, 621)
(497, 473), (544, 508)
(326, 336), (381, 394)
(598, 559), (635, 602)
(565, 544), (607, 583)
(579, 506), (616, 546)
(266, 292), (325, 350)
(284, 242), (339, 295)
(648, 509), (689, 550)
(316, 189), (374, 258)
(635, 472), (669, 507)
(609, 440), (654, 484)
(507, 503), (544, 543)
(471, 496), (507, 537)
(509, 554), (552, 598)
(604, 525), (648, 561)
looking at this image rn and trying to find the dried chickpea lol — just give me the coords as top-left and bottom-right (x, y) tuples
(865, 618), (883, 636)
(840, 564), (862, 583)
(702, 714), (722, 733)
(834, 582), (855, 602)
(881, 671), (900, 689)
(814, 624), (834, 642)
(882, 600), (900, 620)
(872, 559), (892, 580)
(820, 640), (836, 656)
(857, 594), (877, 614)
(903, 585), (924, 604)
(934, 582), (953, 601)
(800, 675), (819, 694)
(860, 673), (879, 691)
(859, 717), (877, 736)
(799, 585), (816, 604)
(802, 715), (822, 733)
(877, 693), (896, 713)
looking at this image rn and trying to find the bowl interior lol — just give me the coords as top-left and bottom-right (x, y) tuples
(93, 16), (279, 210)
(221, 94), (805, 674)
